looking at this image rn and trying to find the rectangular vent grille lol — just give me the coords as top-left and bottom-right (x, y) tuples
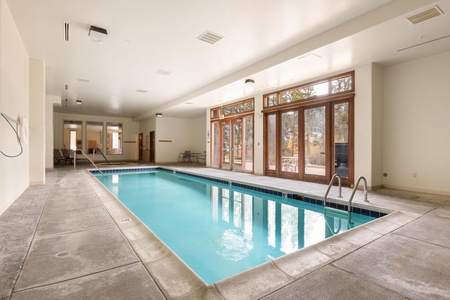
(407, 6), (443, 25)
(197, 31), (224, 44)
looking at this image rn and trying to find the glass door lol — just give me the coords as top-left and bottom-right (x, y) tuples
(212, 115), (253, 172)
(264, 99), (353, 185)
(221, 120), (231, 170)
(231, 116), (254, 173)
(266, 113), (277, 175)
(211, 121), (220, 168)
(304, 105), (328, 182)
(281, 110), (299, 178)
(333, 101), (353, 185)
(243, 116), (253, 173)
(232, 119), (243, 172)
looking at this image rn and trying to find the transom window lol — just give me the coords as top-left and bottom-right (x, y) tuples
(211, 98), (254, 119)
(264, 72), (354, 108)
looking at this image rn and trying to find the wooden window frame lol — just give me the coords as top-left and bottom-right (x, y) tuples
(262, 72), (355, 186)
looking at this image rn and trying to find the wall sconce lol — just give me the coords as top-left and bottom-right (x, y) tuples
(245, 78), (255, 93)
(156, 113), (163, 118)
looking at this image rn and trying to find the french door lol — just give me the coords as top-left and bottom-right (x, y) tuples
(264, 98), (353, 186)
(212, 115), (253, 173)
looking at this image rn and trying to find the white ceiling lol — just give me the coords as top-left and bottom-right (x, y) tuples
(7, 0), (450, 120)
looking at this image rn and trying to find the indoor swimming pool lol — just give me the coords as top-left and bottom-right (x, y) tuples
(93, 168), (381, 284)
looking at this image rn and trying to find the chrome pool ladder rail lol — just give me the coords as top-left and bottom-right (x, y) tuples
(348, 176), (369, 212)
(74, 149), (103, 175)
(324, 174), (342, 207)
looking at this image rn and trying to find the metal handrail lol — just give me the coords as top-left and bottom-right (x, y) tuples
(324, 174), (342, 207)
(92, 148), (110, 164)
(73, 149), (103, 174)
(348, 176), (369, 212)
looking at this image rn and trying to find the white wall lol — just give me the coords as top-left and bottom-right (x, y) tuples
(148, 116), (206, 163)
(383, 51), (450, 195)
(353, 63), (384, 189)
(354, 64), (374, 188)
(45, 96), (60, 170)
(53, 112), (140, 162)
(0, 0), (30, 214)
(138, 115), (206, 164)
(29, 59), (45, 185)
(371, 64), (384, 189)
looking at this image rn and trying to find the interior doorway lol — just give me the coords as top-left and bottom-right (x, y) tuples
(149, 131), (155, 163)
(139, 133), (143, 160)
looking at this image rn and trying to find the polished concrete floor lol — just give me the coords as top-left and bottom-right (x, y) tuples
(1, 164), (450, 299)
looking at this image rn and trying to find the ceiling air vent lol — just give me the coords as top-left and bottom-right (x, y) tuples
(197, 31), (224, 44)
(407, 6), (443, 25)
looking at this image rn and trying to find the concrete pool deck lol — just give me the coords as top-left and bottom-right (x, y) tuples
(1, 164), (449, 299)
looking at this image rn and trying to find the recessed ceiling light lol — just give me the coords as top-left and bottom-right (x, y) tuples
(136, 89), (148, 93)
(76, 100), (82, 105)
(77, 78), (90, 83)
(156, 69), (173, 76)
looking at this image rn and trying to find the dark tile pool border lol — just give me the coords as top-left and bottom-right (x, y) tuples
(90, 167), (388, 218)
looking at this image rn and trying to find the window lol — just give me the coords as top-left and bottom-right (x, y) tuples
(86, 122), (103, 153)
(211, 98), (254, 120)
(63, 120), (82, 151)
(106, 123), (123, 155)
(70, 130), (77, 151)
(210, 98), (254, 173)
(263, 71), (354, 186)
(264, 71), (354, 108)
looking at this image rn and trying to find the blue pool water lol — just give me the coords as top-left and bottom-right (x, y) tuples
(94, 169), (377, 284)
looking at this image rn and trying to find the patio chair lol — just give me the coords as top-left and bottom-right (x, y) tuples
(178, 150), (191, 163)
(54, 149), (72, 165)
(60, 149), (76, 164)
(195, 151), (206, 165)
(54, 149), (63, 165)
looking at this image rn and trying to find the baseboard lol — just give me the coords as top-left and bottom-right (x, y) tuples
(383, 184), (450, 196)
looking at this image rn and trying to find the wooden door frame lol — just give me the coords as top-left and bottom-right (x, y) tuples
(263, 97), (354, 186)
(149, 131), (155, 163)
(138, 133), (143, 160)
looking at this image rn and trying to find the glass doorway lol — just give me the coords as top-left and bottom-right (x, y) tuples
(212, 115), (253, 173)
(263, 99), (353, 185)
(304, 105), (327, 178)
(281, 111), (299, 176)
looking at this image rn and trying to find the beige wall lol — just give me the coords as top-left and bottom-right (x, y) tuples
(0, 0), (30, 214)
(139, 115), (206, 163)
(29, 59), (45, 185)
(383, 51), (450, 195)
(353, 63), (384, 190)
(156, 116), (206, 163)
